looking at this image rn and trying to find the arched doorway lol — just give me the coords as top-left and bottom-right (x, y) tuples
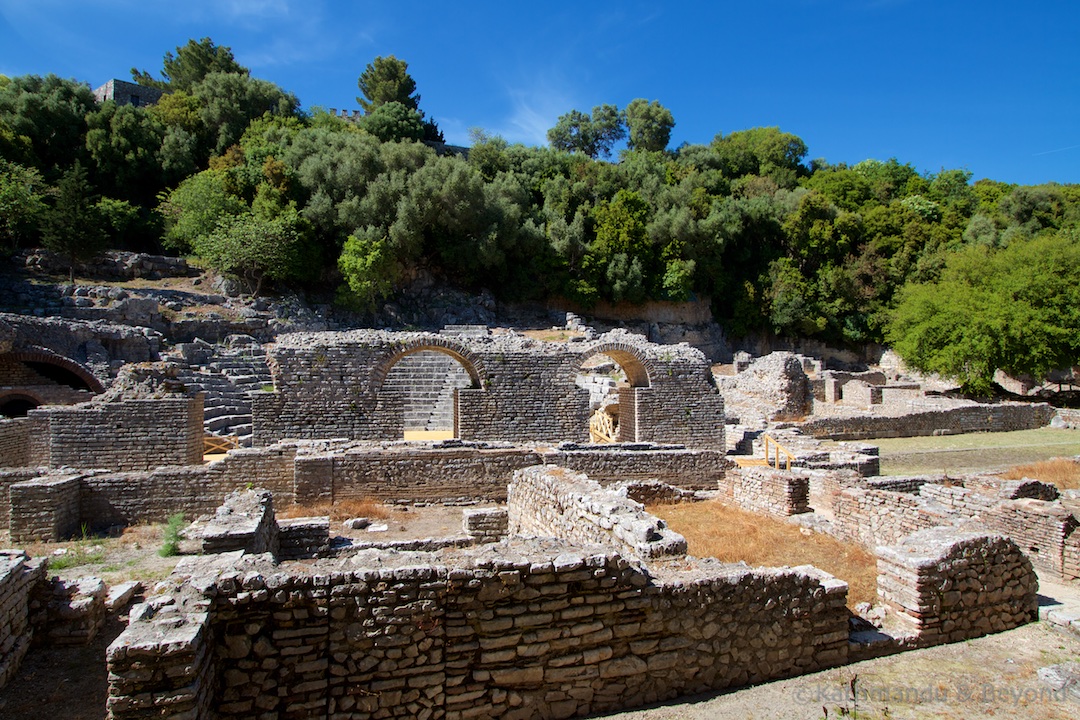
(0, 392), (40, 418)
(375, 342), (484, 440)
(575, 347), (651, 443)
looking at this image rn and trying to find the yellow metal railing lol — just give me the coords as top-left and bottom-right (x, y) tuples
(760, 434), (796, 470)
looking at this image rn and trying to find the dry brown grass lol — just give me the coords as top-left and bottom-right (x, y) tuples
(649, 500), (878, 608)
(278, 497), (391, 521)
(1000, 457), (1080, 490)
(522, 328), (585, 343)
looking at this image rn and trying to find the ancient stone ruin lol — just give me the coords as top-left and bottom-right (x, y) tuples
(0, 316), (1077, 718)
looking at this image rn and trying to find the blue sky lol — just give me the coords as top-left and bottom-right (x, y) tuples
(1, 0), (1077, 185)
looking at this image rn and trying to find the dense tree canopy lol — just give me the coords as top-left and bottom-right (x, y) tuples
(4, 37), (1080, 391)
(132, 37), (248, 92)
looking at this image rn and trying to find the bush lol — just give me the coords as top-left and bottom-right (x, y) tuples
(158, 512), (186, 557)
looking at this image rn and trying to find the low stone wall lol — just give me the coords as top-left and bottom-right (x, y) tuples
(544, 445), (726, 491)
(0, 418), (29, 468)
(508, 465), (688, 560)
(9, 474), (81, 543)
(0, 467), (44, 531)
(0, 550), (47, 689)
(982, 499), (1080, 580)
(725, 466), (810, 517)
(799, 403), (1056, 440)
(291, 441), (726, 507)
(107, 540), (850, 720)
(278, 518), (331, 560)
(462, 507), (508, 543)
(29, 396), (203, 471)
(832, 487), (951, 548)
(877, 527), (1038, 644)
(79, 444), (297, 531)
(293, 442), (538, 505)
(36, 576), (107, 646)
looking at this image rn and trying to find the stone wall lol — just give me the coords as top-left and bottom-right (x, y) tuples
(508, 465), (688, 560)
(982, 499), (1080, 580)
(0, 468), (45, 531)
(0, 417), (29, 468)
(107, 541), (850, 720)
(9, 474), (81, 542)
(0, 550), (47, 689)
(290, 441), (725, 507)
(543, 445), (727, 491)
(30, 396), (203, 471)
(724, 466), (810, 517)
(253, 329), (724, 450)
(876, 527), (1038, 644)
(79, 444), (297, 531)
(799, 402), (1056, 440)
(293, 442), (538, 505)
(832, 486), (951, 547)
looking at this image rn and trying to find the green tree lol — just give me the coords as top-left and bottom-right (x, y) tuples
(547, 105), (626, 159)
(357, 55), (419, 113)
(712, 127), (808, 187)
(337, 228), (399, 310)
(192, 72), (299, 156)
(0, 159), (48, 252)
(158, 169), (246, 252)
(0, 74), (96, 174)
(41, 162), (106, 279)
(85, 102), (165, 203)
(132, 37), (248, 92)
(198, 195), (316, 295)
(359, 102), (425, 142)
(886, 232), (1080, 392)
(624, 98), (674, 153)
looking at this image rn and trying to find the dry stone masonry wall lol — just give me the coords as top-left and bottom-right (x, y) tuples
(876, 527), (1038, 643)
(508, 465), (688, 561)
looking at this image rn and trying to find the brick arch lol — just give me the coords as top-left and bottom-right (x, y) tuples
(575, 342), (654, 387)
(369, 337), (487, 392)
(7, 349), (105, 393)
(0, 390), (43, 417)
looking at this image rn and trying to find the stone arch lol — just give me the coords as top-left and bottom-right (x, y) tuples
(576, 342), (654, 388)
(0, 390), (42, 418)
(6, 349), (105, 393)
(370, 338), (487, 439)
(573, 342), (654, 443)
(369, 337), (486, 392)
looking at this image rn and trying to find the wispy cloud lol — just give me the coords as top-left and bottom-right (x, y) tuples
(1033, 143), (1080, 157)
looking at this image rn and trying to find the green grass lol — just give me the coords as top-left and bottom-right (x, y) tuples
(859, 427), (1080, 475)
(47, 543), (107, 571)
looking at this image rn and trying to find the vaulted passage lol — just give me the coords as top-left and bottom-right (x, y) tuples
(383, 349), (474, 439)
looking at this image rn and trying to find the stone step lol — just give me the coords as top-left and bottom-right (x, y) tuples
(206, 414), (253, 432)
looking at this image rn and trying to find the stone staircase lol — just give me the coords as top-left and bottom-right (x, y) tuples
(383, 350), (472, 432)
(167, 336), (273, 446)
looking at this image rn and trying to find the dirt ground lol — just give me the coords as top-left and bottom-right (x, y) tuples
(592, 622), (1080, 720)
